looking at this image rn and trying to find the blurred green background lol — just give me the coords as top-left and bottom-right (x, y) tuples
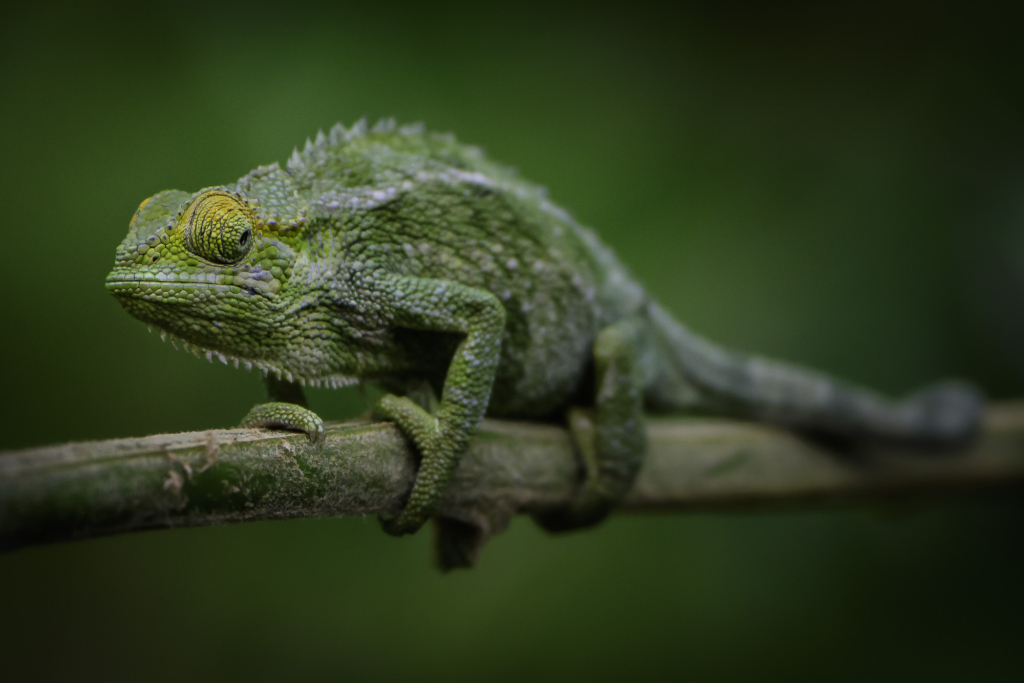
(2, 2), (1024, 681)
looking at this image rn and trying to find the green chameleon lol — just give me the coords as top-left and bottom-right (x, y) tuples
(106, 119), (982, 566)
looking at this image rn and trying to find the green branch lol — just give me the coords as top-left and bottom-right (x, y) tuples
(4, 405), (1024, 554)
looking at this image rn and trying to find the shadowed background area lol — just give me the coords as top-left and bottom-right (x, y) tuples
(2, 2), (1024, 681)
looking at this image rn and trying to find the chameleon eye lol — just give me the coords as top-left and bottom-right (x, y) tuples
(181, 191), (256, 264)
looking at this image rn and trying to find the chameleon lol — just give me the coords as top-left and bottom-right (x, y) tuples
(106, 118), (983, 567)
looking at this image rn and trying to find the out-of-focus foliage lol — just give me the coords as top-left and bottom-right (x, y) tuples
(1, 2), (1023, 681)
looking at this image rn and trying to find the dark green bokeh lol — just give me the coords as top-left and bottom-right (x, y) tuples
(2, 3), (1024, 681)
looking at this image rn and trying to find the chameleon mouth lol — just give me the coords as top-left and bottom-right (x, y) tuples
(104, 279), (251, 294)
(106, 279), (222, 287)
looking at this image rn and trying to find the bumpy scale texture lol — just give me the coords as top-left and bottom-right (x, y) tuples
(108, 119), (985, 560)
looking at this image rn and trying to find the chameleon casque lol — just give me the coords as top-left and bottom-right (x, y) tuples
(106, 119), (983, 567)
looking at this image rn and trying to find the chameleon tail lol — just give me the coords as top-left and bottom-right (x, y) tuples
(645, 302), (984, 445)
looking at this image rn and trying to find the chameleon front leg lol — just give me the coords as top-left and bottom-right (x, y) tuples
(240, 374), (325, 443)
(373, 276), (506, 537)
(535, 318), (647, 531)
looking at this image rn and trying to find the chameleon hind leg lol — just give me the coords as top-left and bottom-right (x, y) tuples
(535, 318), (647, 531)
(240, 374), (325, 443)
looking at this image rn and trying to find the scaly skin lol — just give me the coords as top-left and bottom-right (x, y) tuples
(107, 119), (984, 566)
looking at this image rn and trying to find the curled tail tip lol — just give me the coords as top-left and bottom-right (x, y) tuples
(905, 381), (985, 445)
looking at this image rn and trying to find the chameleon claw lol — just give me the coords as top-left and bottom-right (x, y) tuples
(240, 402), (325, 444)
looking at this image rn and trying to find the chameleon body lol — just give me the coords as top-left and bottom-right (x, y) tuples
(106, 119), (983, 565)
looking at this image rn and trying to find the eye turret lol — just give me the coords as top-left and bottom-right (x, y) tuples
(181, 191), (256, 264)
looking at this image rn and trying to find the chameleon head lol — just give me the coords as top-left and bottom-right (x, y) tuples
(105, 188), (293, 367)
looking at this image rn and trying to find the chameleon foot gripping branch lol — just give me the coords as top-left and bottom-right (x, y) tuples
(106, 119), (984, 567)
(241, 403), (325, 444)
